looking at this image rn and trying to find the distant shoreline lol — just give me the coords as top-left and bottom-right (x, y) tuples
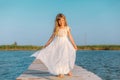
(0, 45), (120, 50)
(78, 45), (120, 50)
(0, 45), (41, 51)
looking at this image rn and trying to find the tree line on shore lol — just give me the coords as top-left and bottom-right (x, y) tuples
(0, 45), (120, 50)
(78, 45), (120, 50)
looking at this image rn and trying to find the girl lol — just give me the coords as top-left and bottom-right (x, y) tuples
(30, 13), (77, 78)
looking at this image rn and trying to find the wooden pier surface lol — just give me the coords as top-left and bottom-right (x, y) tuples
(16, 59), (102, 80)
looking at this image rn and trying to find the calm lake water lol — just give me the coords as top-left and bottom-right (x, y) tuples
(0, 50), (120, 80)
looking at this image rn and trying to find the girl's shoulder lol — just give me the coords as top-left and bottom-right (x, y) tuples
(66, 26), (71, 31)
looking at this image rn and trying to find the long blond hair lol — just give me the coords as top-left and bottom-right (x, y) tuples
(53, 13), (68, 35)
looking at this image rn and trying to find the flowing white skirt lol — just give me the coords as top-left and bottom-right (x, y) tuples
(30, 36), (76, 75)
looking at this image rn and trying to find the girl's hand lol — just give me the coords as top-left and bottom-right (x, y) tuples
(42, 45), (47, 49)
(75, 47), (78, 50)
(74, 45), (78, 50)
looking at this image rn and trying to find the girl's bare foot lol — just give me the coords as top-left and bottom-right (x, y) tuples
(57, 74), (64, 78)
(67, 71), (72, 76)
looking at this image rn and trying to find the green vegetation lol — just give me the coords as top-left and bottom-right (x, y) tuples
(78, 45), (120, 50)
(0, 45), (120, 50)
(0, 45), (42, 50)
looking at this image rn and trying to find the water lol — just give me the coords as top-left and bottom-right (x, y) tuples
(0, 51), (35, 80)
(0, 50), (120, 80)
(76, 50), (120, 80)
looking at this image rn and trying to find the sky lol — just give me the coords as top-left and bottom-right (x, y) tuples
(0, 0), (120, 46)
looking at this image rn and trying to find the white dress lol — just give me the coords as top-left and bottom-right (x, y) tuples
(30, 26), (76, 75)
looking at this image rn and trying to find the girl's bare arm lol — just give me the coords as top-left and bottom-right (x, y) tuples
(68, 28), (78, 50)
(43, 33), (55, 48)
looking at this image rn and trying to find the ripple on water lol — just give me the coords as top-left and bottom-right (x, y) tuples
(0, 50), (120, 80)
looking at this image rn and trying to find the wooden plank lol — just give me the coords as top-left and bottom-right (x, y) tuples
(16, 59), (102, 80)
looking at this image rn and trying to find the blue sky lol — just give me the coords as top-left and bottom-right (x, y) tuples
(0, 0), (120, 46)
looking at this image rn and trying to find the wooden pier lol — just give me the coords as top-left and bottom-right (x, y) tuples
(16, 59), (102, 80)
